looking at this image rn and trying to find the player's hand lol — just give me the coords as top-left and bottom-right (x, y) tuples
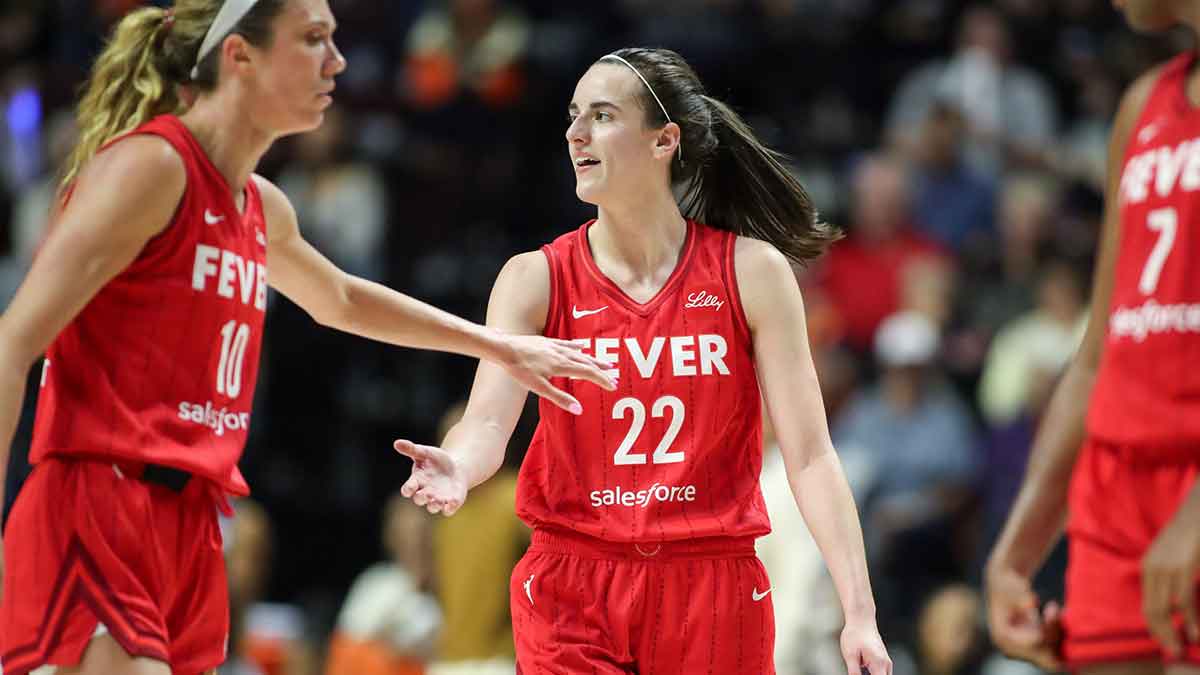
(395, 440), (469, 516)
(1141, 500), (1200, 657)
(496, 334), (617, 413)
(985, 563), (1063, 671)
(840, 617), (891, 675)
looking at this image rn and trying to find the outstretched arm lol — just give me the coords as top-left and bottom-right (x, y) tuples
(396, 251), (556, 515)
(984, 62), (1157, 670)
(257, 177), (614, 412)
(736, 237), (891, 675)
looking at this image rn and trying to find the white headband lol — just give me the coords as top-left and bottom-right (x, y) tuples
(191, 0), (261, 80)
(599, 53), (682, 163)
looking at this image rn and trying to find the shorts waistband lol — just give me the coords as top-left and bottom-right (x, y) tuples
(111, 460), (193, 492)
(529, 528), (757, 560)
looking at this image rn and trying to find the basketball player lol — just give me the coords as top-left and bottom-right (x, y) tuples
(0, 2), (615, 674)
(395, 48), (892, 674)
(986, 2), (1200, 673)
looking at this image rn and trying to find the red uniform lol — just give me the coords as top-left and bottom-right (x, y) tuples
(1063, 52), (1200, 667)
(1, 114), (267, 674)
(510, 220), (775, 673)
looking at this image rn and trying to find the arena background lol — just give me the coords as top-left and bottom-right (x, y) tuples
(0, 1), (1184, 673)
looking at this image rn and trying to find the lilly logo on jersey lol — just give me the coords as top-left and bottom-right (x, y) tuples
(589, 482), (698, 508)
(684, 290), (724, 311)
(192, 244), (267, 312)
(177, 399), (250, 436)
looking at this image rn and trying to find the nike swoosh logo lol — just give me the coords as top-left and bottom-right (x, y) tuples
(572, 305), (608, 319)
(752, 587), (771, 602)
(204, 209), (226, 225)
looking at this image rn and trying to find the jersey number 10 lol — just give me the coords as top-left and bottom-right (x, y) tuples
(216, 320), (252, 398)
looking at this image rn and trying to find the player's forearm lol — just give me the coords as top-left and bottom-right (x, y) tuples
(791, 447), (877, 623)
(988, 355), (1095, 578)
(326, 275), (509, 366)
(441, 418), (510, 489)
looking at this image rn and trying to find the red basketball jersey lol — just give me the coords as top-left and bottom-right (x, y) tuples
(516, 220), (770, 543)
(1089, 52), (1200, 446)
(29, 115), (267, 494)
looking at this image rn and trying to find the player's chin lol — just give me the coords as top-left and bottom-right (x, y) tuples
(575, 185), (601, 206)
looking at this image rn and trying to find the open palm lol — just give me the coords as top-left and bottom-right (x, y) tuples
(395, 439), (469, 515)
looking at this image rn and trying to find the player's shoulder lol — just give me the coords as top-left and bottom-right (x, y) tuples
(250, 174), (298, 227)
(733, 236), (791, 277)
(250, 174), (291, 210)
(87, 134), (185, 187)
(498, 250), (551, 288)
(1117, 57), (1179, 124)
(69, 134), (186, 214)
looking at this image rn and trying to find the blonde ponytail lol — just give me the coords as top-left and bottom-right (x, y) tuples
(60, 0), (288, 188)
(62, 7), (181, 187)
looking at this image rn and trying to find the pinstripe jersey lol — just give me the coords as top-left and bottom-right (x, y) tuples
(517, 219), (770, 543)
(29, 115), (266, 495)
(1089, 51), (1200, 447)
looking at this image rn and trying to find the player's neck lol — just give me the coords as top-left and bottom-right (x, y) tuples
(178, 95), (275, 212)
(593, 197), (687, 278)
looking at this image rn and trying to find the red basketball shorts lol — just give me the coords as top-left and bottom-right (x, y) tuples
(1, 456), (230, 675)
(1063, 438), (1200, 668)
(510, 529), (776, 674)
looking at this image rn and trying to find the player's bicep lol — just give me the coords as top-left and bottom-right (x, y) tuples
(460, 252), (552, 433)
(736, 239), (833, 467)
(0, 138), (184, 366)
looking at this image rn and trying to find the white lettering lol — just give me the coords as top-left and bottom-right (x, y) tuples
(626, 336), (665, 378)
(697, 335), (730, 375)
(670, 336), (697, 376)
(255, 263), (267, 311)
(570, 335), (730, 378)
(684, 290), (725, 310)
(178, 399), (251, 437)
(191, 244), (267, 311)
(1109, 298), (1200, 342)
(589, 482), (700, 508)
(594, 337), (620, 379)
(1156, 142), (1191, 197)
(217, 250), (238, 299)
(192, 245), (220, 291)
(236, 258), (256, 305)
(1120, 136), (1200, 203)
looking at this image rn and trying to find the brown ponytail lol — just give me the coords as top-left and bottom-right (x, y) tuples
(600, 48), (842, 265)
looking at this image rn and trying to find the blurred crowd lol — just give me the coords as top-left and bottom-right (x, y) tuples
(0, 0), (1187, 674)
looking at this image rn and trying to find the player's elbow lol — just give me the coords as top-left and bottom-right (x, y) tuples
(309, 272), (358, 331)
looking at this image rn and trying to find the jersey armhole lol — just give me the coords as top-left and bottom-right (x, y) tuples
(723, 233), (754, 345)
(57, 131), (190, 254)
(126, 130), (189, 258)
(540, 243), (562, 337)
